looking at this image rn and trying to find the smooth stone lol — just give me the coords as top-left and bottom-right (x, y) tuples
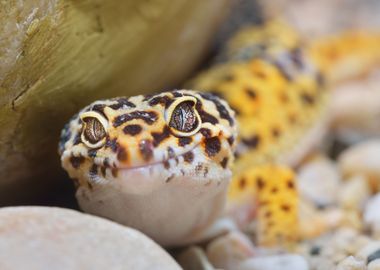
(364, 194), (380, 238)
(339, 175), (371, 211)
(298, 157), (341, 207)
(336, 256), (366, 270)
(356, 241), (380, 261)
(338, 140), (380, 189)
(206, 231), (255, 270)
(237, 254), (309, 270)
(0, 206), (181, 270)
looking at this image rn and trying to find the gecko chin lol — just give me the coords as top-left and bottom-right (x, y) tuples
(75, 150), (231, 247)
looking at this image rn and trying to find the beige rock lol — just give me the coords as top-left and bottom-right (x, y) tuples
(331, 70), (380, 143)
(206, 231), (255, 270)
(0, 0), (230, 204)
(364, 194), (380, 239)
(338, 140), (380, 190)
(298, 156), (341, 207)
(0, 206), (181, 270)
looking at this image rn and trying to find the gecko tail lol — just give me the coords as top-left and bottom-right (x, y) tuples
(309, 31), (380, 84)
(227, 164), (299, 247)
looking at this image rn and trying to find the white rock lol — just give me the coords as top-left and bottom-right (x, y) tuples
(206, 231), (255, 270)
(336, 256), (366, 270)
(298, 157), (341, 207)
(339, 175), (371, 211)
(368, 259), (380, 270)
(364, 194), (380, 238)
(338, 140), (380, 186)
(356, 241), (380, 261)
(0, 207), (181, 270)
(237, 254), (309, 270)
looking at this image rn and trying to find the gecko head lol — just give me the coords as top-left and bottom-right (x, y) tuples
(59, 90), (238, 188)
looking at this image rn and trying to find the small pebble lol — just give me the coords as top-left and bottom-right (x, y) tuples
(236, 254), (309, 270)
(336, 256), (365, 270)
(339, 175), (371, 211)
(368, 259), (380, 270)
(355, 241), (380, 261)
(206, 231), (255, 270)
(298, 157), (341, 207)
(338, 140), (380, 190)
(364, 194), (380, 238)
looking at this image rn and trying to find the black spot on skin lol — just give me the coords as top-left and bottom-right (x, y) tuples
(200, 93), (234, 126)
(69, 156), (85, 169)
(89, 164), (98, 178)
(91, 104), (108, 119)
(152, 126), (171, 146)
(139, 139), (154, 161)
(227, 136), (235, 146)
(73, 134), (81, 145)
(222, 74), (235, 82)
(200, 128), (212, 138)
(271, 187), (278, 193)
(196, 101), (218, 125)
(103, 158), (110, 167)
(163, 160), (170, 169)
(220, 157), (228, 168)
(253, 70), (267, 79)
(142, 94), (154, 101)
(113, 111), (158, 127)
(300, 92), (315, 105)
(242, 135), (260, 149)
(279, 92), (289, 104)
(123, 124), (142, 136)
(183, 151), (194, 163)
(230, 105), (241, 116)
(117, 147), (128, 162)
(288, 114), (298, 125)
(287, 180), (295, 189)
(272, 127), (281, 138)
(105, 137), (119, 152)
(273, 61), (292, 81)
(195, 163), (203, 173)
(256, 177), (265, 190)
(290, 47), (305, 69)
(203, 166), (209, 177)
(148, 95), (173, 108)
(239, 177), (246, 189)
(281, 204), (291, 212)
(88, 149), (97, 158)
(204, 136), (221, 157)
(245, 87), (257, 100)
(172, 91), (183, 97)
(178, 137), (192, 147)
(167, 147), (175, 159)
(265, 211), (272, 218)
(109, 98), (136, 110)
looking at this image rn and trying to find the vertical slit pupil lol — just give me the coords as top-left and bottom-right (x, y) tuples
(83, 117), (106, 144)
(169, 101), (198, 132)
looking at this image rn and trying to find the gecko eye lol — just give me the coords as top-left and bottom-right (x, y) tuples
(80, 111), (108, 148)
(166, 96), (202, 137)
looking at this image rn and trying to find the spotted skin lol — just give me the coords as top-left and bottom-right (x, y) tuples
(188, 20), (380, 247)
(59, 90), (237, 246)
